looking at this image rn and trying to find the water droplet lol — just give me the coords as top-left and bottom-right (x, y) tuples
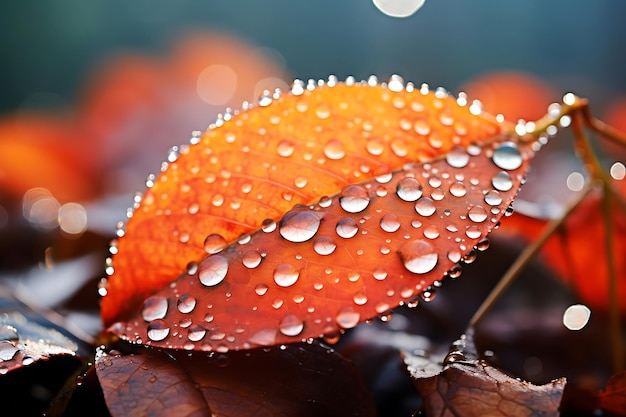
(261, 218), (277, 233)
(147, 319), (170, 342)
(188, 325), (206, 342)
(0, 325), (19, 346)
(273, 264), (300, 287)
(428, 176), (442, 188)
(324, 139), (345, 160)
(447, 250), (462, 263)
(415, 198), (436, 217)
(198, 255), (229, 287)
(423, 225), (439, 239)
(491, 171), (513, 192)
(492, 142), (523, 170)
(366, 139), (384, 156)
(447, 264), (463, 278)
(279, 211), (322, 243)
(177, 294), (197, 314)
(414, 119), (431, 136)
(465, 226), (482, 239)
(387, 74), (405, 92)
(449, 182), (467, 198)
(294, 176), (308, 188)
(0, 341), (18, 361)
(468, 206), (488, 223)
(316, 104), (331, 119)
(339, 185), (370, 213)
(373, 267), (388, 280)
(336, 307), (360, 329)
(313, 235), (337, 255)
(279, 314), (304, 336)
(420, 287), (436, 302)
(443, 350), (466, 365)
(380, 213), (401, 232)
(484, 190), (502, 206)
(399, 240), (438, 274)
(476, 237), (490, 251)
(255, 283), (269, 296)
(336, 218), (359, 238)
(277, 140), (295, 157)
(396, 177), (423, 202)
(353, 292), (368, 305)
(446, 146), (470, 168)
(203, 234), (227, 254)
(142, 296), (169, 322)
(242, 250), (263, 268)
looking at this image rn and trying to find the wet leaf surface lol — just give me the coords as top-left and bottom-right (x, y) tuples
(95, 341), (375, 417)
(404, 329), (566, 417)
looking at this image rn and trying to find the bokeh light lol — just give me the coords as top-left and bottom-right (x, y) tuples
(372, 0), (426, 18)
(562, 304), (591, 331)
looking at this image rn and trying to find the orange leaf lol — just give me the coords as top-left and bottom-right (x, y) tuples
(102, 77), (535, 351)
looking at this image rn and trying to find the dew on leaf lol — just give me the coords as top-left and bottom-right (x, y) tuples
(398, 239), (438, 274)
(147, 319), (170, 342)
(242, 250), (263, 269)
(339, 185), (371, 213)
(415, 198), (436, 217)
(380, 213), (401, 232)
(492, 142), (523, 170)
(313, 235), (337, 255)
(198, 255), (229, 287)
(142, 296), (169, 322)
(468, 206), (488, 223)
(491, 171), (513, 191)
(279, 211), (322, 243)
(177, 294), (197, 314)
(336, 307), (360, 329)
(279, 314), (305, 337)
(336, 217), (359, 238)
(273, 264), (300, 287)
(203, 234), (228, 254)
(396, 177), (423, 202)
(187, 325), (207, 342)
(449, 182), (467, 197)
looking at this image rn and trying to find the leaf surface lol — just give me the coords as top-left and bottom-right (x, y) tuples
(95, 342), (375, 417)
(102, 77), (537, 351)
(404, 329), (566, 417)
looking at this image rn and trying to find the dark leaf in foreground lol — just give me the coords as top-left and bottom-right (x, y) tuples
(404, 329), (566, 417)
(95, 341), (375, 417)
(599, 370), (626, 416)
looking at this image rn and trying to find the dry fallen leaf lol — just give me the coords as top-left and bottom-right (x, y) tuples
(95, 341), (375, 417)
(404, 329), (566, 417)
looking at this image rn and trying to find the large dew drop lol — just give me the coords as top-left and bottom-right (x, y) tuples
(279, 211), (322, 243)
(142, 296), (169, 322)
(415, 198), (436, 217)
(177, 294), (197, 314)
(339, 185), (371, 213)
(491, 171), (513, 191)
(203, 234), (227, 254)
(398, 239), (438, 274)
(198, 255), (229, 287)
(446, 146), (470, 168)
(313, 235), (337, 255)
(279, 314), (305, 336)
(336, 217), (359, 238)
(273, 264), (300, 287)
(492, 142), (523, 170)
(336, 307), (361, 329)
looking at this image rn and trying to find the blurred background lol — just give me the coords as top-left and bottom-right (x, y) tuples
(1, 0), (625, 336)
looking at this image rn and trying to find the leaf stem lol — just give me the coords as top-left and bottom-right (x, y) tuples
(468, 183), (594, 329)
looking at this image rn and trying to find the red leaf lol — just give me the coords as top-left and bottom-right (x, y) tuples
(95, 342), (375, 417)
(404, 329), (566, 417)
(102, 77), (536, 351)
(599, 370), (626, 416)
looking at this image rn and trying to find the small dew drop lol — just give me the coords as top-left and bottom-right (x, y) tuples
(313, 235), (337, 255)
(353, 292), (368, 305)
(415, 198), (436, 217)
(242, 250), (263, 269)
(446, 146), (470, 168)
(492, 142), (523, 170)
(255, 283), (269, 296)
(339, 185), (371, 213)
(336, 307), (361, 329)
(203, 234), (227, 254)
(491, 171), (513, 191)
(449, 182), (467, 198)
(324, 139), (345, 160)
(336, 217), (359, 238)
(277, 140), (295, 157)
(177, 294), (197, 314)
(423, 225), (439, 239)
(147, 319), (170, 342)
(396, 177), (423, 202)
(187, 325), (206, 342)
(468, 206), (488, 223)
(279, 314), (305, 336)
(273, 264), (300, 287)
(484, 190), (503, 206)
(380, 213), (401, 232)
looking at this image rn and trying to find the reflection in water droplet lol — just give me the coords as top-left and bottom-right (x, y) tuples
(339, 185), (370, 213)
(399, 240), (438, 274)
(324, 139), (345, 160)
(274, 264), (300, 287)
(492, 171), (513, 191)
(279, 211), (322, 243)
(0, 341), (18, 361)
(177, 294), (197, 314)
(147, 319), (170, 341)
(380, 213), (401, 232)
(415, 198), (436, 217)
(492, 142), (523, 170)
(203, 234), (227, 254)
(242, 250), (263, 269)
(396, 177), (423, 202)
(188, 325), (206, 342)
(336, 307), (360, 329)
(199, 255), (229, 287)
(484, 190), (502, 206)
(142, 296), (169, 322)
(465, 226), (482, 239)
(279, 314), (304, 336)
(313, 235), (337, 255)
(423, 225), (439, 239)
(336, 218), (359, 238)
(446, 146), (470, 168)
(468, 206), (488, 223)
(449, 182), (467, 198)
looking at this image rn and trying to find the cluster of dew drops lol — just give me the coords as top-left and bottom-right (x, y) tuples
(101, 74), (571, 351)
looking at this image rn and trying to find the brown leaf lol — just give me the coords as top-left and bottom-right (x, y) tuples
(404, 329), (566, 417)
(95, 342), (376, 417)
